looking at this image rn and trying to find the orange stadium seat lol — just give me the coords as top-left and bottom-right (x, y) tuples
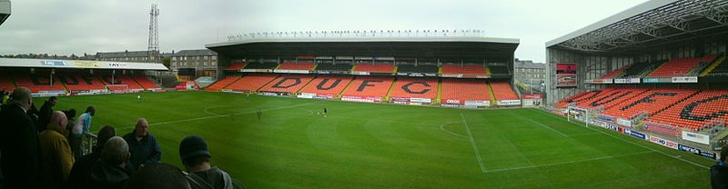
(299, 76), (353, 96)
(555, 88), (617, 108)
(645, 90), (728, 131)
(133, 74), (160, 90)
(353, 63), (395, 73)
(14, 74), (66, 93)
(599, 66), (627, 79)
(648, 55), (716, 77)
(277, 62), (315, 70)
(98, 75), (143, 90)
(225, 74), (278, 92)
(205, 76), (241, 91)
(258, 75), (315, 93)
(441, 79), (490, 104)
(226, 62), (246, 70)
(575, 88), (648, 110)
(0, 73), (16, 91)
(341, 76), (394, 97)
(600, 89), (698, 119)
(442, 64), (487, 78)
(489, 81), (519, 101)
(388, 78), (438, 99)
(58, 74), (106, 91)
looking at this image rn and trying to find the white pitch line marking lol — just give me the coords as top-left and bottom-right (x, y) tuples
(439, 122), (467, 138)
(460, 113), (487, 173)
(120, 101), (319, 130)
(527, 108), (710, 170)
(485, 150), (652, 173)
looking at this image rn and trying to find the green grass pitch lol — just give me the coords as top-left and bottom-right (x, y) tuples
(38, 91), (715, 188)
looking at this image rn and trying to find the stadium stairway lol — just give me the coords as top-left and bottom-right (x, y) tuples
(701, 55), (726, 76)
(205, 76), (241, 91)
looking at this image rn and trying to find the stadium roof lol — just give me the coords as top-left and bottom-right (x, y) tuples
(0, 58), (169, 70)
(546, 0), (728, 55)
(206, 36), (520, 63)
(0, 0), (10, 26)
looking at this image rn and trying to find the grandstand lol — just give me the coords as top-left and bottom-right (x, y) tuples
(0, 0), (9, 26)
(0, 58), (167, 95)
(206, 34), (522, 108)
(547, 0), (728, 158)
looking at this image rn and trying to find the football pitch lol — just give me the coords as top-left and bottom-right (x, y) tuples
(40, 91), (714, 188)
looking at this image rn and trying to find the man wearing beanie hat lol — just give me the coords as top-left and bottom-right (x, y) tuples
(179, 135), (243, 189)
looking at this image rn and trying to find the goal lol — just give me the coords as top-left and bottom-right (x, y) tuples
(107, 84), (128, 92)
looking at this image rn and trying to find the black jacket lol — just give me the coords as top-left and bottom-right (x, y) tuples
(87, 160), (131, 189)
(66, 148), (102, 189)
(0, 104), (42, 189)
(37, 101), (54, 132)
(712, 162), (728, 189)
(122, 133), (161, 170)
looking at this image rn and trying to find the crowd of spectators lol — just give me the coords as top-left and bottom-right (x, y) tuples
(0, 87), (243, 189)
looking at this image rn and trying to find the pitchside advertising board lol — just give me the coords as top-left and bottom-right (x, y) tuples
(556, 63), (577, 88)
(682, 131), (710, 145)
(649, 136), (679, 150)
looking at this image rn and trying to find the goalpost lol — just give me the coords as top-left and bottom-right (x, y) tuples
(107, 84), (129, 92)
(567, 106), (589, 127)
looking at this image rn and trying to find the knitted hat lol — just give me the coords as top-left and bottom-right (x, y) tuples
(179, 135), (211, 161)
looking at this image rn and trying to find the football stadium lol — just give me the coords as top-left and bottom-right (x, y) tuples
(2, 0), (728, 188)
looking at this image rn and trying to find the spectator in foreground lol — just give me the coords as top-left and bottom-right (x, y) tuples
(123, 118), (161, 170)
(712, 146), (728, 189)
(66, 125), (117, 188)
(39, 111), (74, 188)
(86, 136), (132, 189)
(38, 96), (58, 132)
(179, 135), (243, 189)
(125, 163), (190, 189)
(72, 106), (96, 158)
(0, 87), (43, 189)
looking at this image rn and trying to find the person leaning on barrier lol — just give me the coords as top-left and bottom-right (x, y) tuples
(712, 146), (728, 189)
(0, 87), (43, 189)
(72, 106), (96, 158)
(179, 135), (244, 189)
(39, 111), (74, 188)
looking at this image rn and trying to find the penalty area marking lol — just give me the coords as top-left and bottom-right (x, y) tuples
(484, 150), (653, 173)
(439, 122), (467, 138)
(120, 101), (319, 130)
(527, 108), (710, 170)
(460, 113), (487, 173)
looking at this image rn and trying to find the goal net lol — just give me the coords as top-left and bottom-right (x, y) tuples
(107, 84), (128, 92)
(567, 106), (590, 127)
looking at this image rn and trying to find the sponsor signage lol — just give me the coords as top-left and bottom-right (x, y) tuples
(616, 118), (632, 127)
(624, 129), (646, 140)
(107, 62), (127, 68)
(72, 61), (101, 68)
(522, 94), (542, 99)
(497, 100), (522, 106)
(671, 76), (698, 83)
(410, 98), (432, 103)
(465, 100), (490, 107)
(274, 70), (310, 74)
(649, 136), (679, 149)
(682, 131), (710, 145)
(297, 93), (316, 99)
(614, 79), (627, 84)
(341, 96), (381, 103)
(642, 78), (660, 83)
(627, 78), (641, 83)
(41, 60), (67, 66)
(678, 144), (716, 159)
(597, 114), (614, 122)
(445, 99), (461, 104)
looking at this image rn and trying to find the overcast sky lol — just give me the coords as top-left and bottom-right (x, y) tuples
(0, 0), (648, 62)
